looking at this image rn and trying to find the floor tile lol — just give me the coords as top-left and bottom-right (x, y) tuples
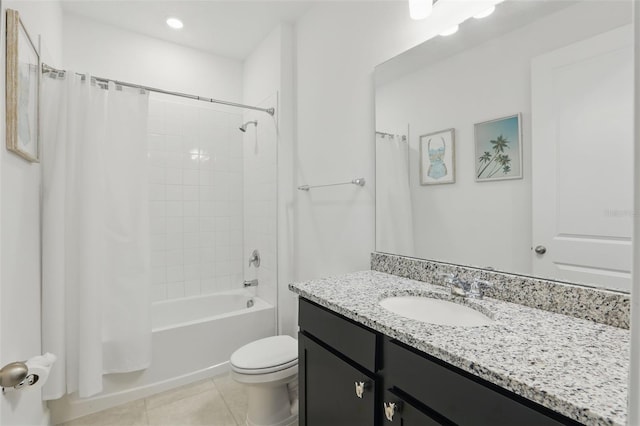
(213, 373), (247, 425)
(145, 379), (216, 410)
(146, 388), (236, 426)
(60, 400), (148, 426)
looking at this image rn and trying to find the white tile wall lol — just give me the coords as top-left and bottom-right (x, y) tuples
(243, 100), (278, 307)
(148, 95), (245, 302)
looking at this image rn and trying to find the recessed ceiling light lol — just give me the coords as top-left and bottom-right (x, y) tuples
(166, 17), (183, 29)
(409, 0), (433, 20)
(439, 25), (459, 36)
(474, 5), (496, 19)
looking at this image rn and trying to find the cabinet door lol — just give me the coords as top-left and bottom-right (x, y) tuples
(299, 333), (377, 426)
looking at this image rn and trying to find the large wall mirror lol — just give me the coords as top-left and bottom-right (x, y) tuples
(375, 0), (633, 292)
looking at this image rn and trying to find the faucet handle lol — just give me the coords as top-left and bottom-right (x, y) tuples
(472, 278), (492, 287)
(469, 278), (493, 299)
(248, 249), (261, 268)
(439, 272), (457, 282)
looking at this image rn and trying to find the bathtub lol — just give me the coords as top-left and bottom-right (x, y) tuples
(50, 290), (275, 424)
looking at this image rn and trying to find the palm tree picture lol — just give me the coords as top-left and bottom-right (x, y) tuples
(474, 114), (522, 181)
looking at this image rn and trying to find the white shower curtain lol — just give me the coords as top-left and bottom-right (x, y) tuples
(41, 72), (151, 399)
(376, 133), (416, 256)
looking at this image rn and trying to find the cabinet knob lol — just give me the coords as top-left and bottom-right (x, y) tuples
(384, 401), (402, 421)
(354, 381), (370, 398)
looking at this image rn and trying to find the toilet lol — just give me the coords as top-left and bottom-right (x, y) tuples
(230, 335), (299, 426)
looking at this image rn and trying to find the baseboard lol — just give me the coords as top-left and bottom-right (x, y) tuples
(49, 362), (230, 425)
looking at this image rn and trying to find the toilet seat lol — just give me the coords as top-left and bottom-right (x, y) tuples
(230, 335), (298, 375)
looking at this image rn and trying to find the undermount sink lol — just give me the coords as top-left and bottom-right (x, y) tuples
(379, 296), (495, 327)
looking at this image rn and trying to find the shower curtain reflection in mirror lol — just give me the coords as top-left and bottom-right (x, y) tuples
(40, 71), (151, 399)
(376, 131), (415, 255)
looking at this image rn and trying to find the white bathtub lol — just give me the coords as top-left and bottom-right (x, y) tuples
(50, 290), (275, 424)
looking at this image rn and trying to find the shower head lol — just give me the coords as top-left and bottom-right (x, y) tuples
(239, 120), (258, 132)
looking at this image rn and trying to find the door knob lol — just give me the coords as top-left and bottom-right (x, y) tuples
(534, 245), (547, 255)
(0, 361), (28, 388)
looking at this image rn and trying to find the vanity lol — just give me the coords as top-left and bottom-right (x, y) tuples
(290, 267), (629, 426)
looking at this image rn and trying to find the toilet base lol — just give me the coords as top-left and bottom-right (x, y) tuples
(242, 377), (298, 426)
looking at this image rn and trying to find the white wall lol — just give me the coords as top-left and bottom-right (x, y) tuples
(242, 24), (297, 336)
(293, 2), (481, 281)
(0, 2), (63, 425)
(62, 12), (242, 102)
(629, 2), (640, 423)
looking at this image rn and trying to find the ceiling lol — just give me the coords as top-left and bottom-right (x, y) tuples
(61, 1), (316, 60)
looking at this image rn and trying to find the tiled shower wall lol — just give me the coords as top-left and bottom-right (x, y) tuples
(148, 95), (244, 302)
(242, 97), (278, 307)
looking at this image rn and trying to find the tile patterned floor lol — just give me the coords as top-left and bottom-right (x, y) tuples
(60, 374), (249, 426)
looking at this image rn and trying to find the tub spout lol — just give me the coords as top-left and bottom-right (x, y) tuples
(243, 279), (258, 287)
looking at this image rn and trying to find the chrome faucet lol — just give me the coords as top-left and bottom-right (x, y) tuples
(243, 279), (258, 287)
(440, 273), (492, 299)
(445, 273), (469, 297)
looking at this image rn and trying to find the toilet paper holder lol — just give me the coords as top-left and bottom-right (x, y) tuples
(1, 353), (56, 392)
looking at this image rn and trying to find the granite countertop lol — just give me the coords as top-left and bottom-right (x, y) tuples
(289, 270), (629, 426)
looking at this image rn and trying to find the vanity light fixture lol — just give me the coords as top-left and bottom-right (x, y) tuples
(473, 5), (496, 19)
(439, 24), (459, 36)
(166, 17), (184, 29)
(409, 0), (433, 20)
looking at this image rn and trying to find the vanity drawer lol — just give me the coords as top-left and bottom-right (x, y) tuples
(299, 298), (378, 372)
(385, 340), (580, 426)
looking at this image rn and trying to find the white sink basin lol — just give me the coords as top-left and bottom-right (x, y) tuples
(379, 296), (495, 327)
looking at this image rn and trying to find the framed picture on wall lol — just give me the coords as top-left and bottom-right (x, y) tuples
(420, 128), (455, 185)
(6, 9), (40, 163)
(475, 114), (522, 182)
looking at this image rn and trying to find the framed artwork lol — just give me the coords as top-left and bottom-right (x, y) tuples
(6, 9), (40, 162)
(420, 128), (455, 185)
(475, 114), (522, 182)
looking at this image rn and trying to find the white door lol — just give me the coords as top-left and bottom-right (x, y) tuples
(531, 25), (633, 292)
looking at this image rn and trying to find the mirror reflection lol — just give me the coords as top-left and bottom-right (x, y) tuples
(375, 0), (633, 292)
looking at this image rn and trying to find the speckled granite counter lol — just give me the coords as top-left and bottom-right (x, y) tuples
(289, 271), (629, 426)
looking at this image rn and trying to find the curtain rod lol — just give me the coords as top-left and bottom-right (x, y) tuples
(376, 131), (407, 141)
(41, 63), (275, 116)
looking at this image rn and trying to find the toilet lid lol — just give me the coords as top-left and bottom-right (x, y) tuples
(230, 335), (298, 375)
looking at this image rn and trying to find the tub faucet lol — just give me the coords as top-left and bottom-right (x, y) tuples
(243, 279), (258, 288)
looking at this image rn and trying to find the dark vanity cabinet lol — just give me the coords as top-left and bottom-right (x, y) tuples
(298, 298), (379, 425)
(383, 339), (580, 425)
(298, 298), (583, 426)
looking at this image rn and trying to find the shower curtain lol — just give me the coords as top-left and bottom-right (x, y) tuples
(40, 71), (151, 399)
(376, 133), (415, 255)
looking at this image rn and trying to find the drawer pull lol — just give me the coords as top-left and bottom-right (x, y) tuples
(355, 381), (370, 398)
(384, 401), (402, 421)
